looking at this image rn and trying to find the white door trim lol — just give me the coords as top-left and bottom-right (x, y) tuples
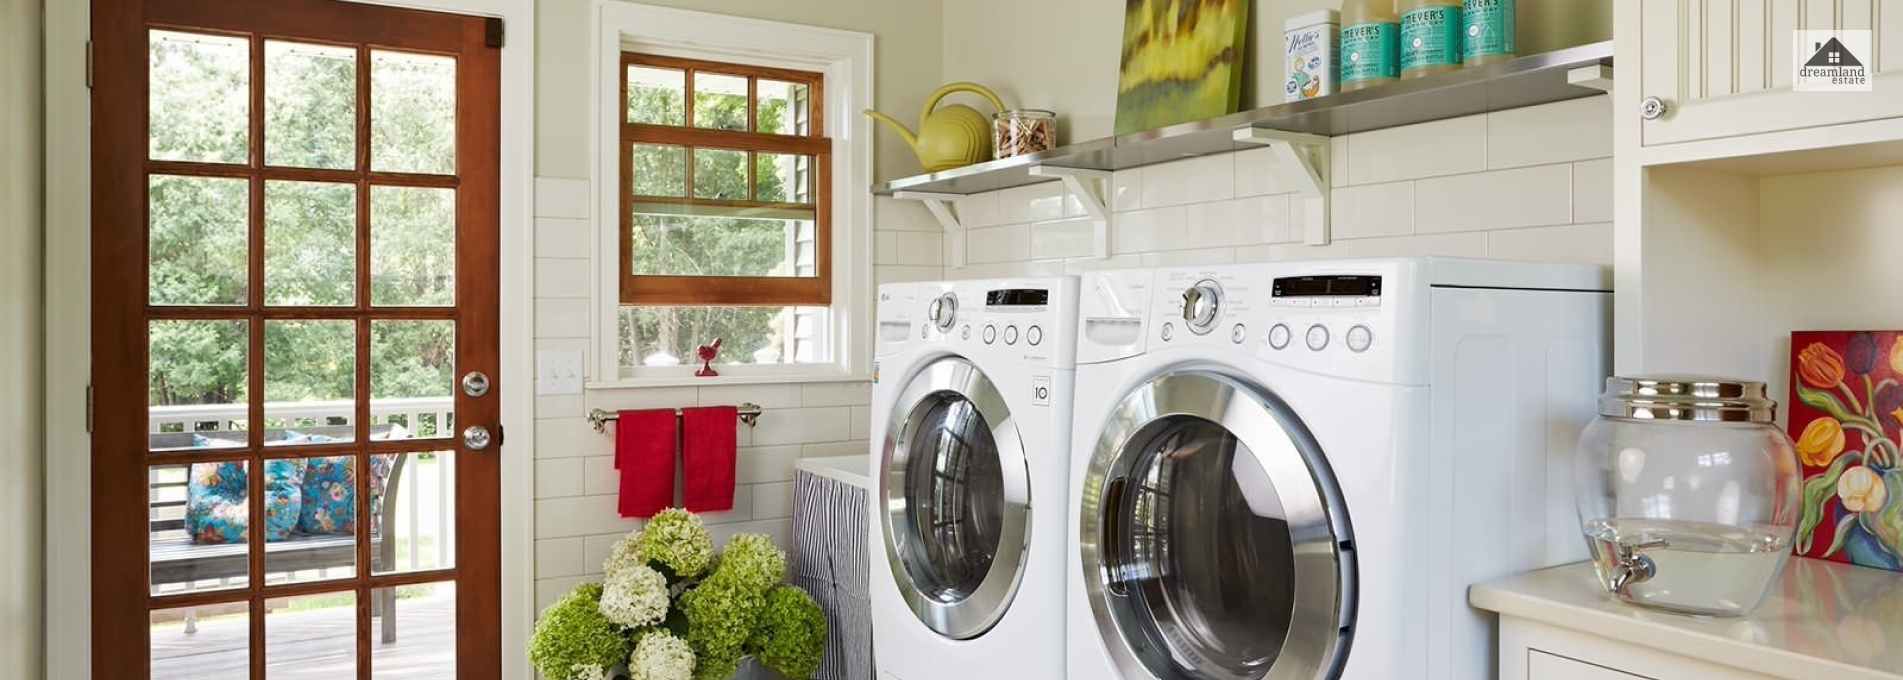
(40, 1), (536, 676)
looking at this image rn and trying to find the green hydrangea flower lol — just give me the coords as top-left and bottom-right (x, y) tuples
(681, 574), (765, 680)
(529, 583), (631, 680)
(712, 533), (786, 595)
(627, 629), (697, 680)
(750, 585), (827, 680)
(634, 508), (715, 579)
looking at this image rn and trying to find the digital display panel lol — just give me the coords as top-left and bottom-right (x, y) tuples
(1272, 275), (1382, 298)
(986, 289), (1050, 306)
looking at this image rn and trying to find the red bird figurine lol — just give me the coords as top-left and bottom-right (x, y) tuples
(695, 338), (723, 377)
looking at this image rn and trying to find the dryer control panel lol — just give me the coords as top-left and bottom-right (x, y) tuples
(875, 277), (1079, 369)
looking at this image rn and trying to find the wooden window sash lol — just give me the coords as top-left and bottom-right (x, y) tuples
(620, 51), (831, 307)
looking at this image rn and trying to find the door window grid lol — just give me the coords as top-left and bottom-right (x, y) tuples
(132, 20), (469, 679)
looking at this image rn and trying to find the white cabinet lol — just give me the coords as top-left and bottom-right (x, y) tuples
(1631, 0), (1903, 147)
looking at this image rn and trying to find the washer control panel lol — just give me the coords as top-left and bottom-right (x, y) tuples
(878, 278), (1079, 368)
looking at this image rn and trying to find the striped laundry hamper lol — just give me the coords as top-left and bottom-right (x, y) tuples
(793, 469), (875, 680)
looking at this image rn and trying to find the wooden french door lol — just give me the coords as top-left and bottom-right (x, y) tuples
(91, 1), (501, 678)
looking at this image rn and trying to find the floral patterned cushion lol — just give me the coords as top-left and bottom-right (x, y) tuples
(184, 458), (306, 544)
(297, 454), (396, 536)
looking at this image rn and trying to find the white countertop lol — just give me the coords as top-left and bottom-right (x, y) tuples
(795, 454), (870, 489)
(1471, 560), (1903, 680)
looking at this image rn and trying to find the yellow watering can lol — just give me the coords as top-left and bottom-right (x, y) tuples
(866, 82), (1007, 173)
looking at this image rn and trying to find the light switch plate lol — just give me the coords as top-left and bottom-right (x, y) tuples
(536, 349), (584, 395)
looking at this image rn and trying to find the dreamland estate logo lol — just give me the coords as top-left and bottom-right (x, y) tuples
(1796, 30), (1871, 92)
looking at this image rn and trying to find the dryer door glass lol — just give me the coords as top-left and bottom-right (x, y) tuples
(1082, 371), (1354, 680)
(881, 356), (1031, 640)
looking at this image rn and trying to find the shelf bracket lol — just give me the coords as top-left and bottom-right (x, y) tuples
(894, 190), (968, 267)
(1567, 64), (1613, 93)
(1233, 127), (1332, 245)
(1027, 165), (1114, 258)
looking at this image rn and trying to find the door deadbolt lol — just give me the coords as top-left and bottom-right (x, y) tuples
(461, 371), (491, 397)
(463, 425), (492, 450)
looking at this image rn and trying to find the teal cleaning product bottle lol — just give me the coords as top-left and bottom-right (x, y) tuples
(1400, 0), (1462, 79)
(1340, 0), (1400, 92)
(1462, 0), (1516, 65)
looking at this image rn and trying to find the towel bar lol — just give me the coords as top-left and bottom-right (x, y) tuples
(587, 403), (763, 433)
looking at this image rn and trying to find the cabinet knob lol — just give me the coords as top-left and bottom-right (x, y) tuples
(1640, 96), (1669, 121)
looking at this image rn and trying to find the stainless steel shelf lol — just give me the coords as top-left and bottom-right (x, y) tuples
(873, 41), (1613, 197)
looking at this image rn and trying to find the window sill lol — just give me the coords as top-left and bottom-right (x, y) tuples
(585, 371), (871, 390)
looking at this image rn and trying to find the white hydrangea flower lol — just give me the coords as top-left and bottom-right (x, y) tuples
(570, 663), (612, 680)
(602, 529), (646, 577)
(628, 631), (696, 680)
(599, 564), (669, 628)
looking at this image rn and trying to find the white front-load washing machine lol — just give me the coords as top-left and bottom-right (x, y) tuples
(870, 276), (1078, 680)
(1067, 258), (1609, 680)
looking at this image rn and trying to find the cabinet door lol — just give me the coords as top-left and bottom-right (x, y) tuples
(1638, 0), (1903, 146)
(1529, 650), (1653, 680)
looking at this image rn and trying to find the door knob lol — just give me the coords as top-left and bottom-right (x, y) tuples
(463, 425), (493, 450)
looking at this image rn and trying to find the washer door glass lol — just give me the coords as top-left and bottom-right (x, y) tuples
(899, 393), (1004, 601)
(1082, 371), (1354, 680)
(882, 356), (1031, 640)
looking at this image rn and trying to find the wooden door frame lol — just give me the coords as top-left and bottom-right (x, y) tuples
(49, 0), (536, 677)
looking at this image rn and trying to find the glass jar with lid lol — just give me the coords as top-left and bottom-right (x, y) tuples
(1574, 376), (1802, 616)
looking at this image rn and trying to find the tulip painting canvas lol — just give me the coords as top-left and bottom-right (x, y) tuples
(1788, 331), (1903, 572)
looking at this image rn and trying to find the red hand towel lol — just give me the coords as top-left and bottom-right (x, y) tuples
(681, 406), (738, 513)
(616, 409), (677, 519)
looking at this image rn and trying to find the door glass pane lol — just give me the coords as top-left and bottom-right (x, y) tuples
(755, 79), (809, 135)
(264, 319), (357, 445)
(149, 174), (249, 306)
(371, 582), (456, 676)
(1106, 416), (1294, 679)
(370, 50), (456, 174)
(372, 321), (456, 439)
(374, 451), (456, 575)
(152, 603), (249, 680)
(265, 41), (357, 169)
(149, 30), (249, 164)
(753, 153), (813, 204)
(370, 186), (456, 307)
(151, 462), (250, 594)
(692, 148), (747, 200)
(899, 394), (1003, 603)
(631, 143), (686, 197)
(627, 65), (686, 125)
(619, 306), (829, 366)
(266, 456), (357, 585)
(265, 180), (358, 307)
(149, 319), (249, 451)
(266, 591), (358, 679)
(693, 72), (748, 131)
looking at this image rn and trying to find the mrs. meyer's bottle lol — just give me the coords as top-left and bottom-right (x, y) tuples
(1340, 0), (1399, 92)
(1399, 0), (1462, 79)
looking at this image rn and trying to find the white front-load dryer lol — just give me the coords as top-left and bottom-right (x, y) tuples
(1067, 258), (1609, 680)
(870, 277), (1078, 680)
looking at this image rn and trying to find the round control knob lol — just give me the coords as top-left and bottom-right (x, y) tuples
(982, 324), (997, 344)
(1267, 323), (1292, 350)
(1160, 323), (1175, 342)
(1180, 279), (1223, 335)
(1347, 324), (1374, 353)
(1305, 324), (1330, 351)
(1230, 323), (1247, 344)
(926, 293), (958, 331)
(1027, 325), (1043, 346)
(1004, 325), (1020, 345)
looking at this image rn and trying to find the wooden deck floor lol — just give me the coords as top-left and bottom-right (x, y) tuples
(151, 587), (455, 679)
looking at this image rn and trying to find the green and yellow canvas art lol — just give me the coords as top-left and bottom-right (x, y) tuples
(1115, 0), (1251, 135)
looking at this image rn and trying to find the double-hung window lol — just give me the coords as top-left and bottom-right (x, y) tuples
(617, 52), (833, 370)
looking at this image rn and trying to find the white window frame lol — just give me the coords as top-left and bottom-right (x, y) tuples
(591, 1), (874, 387)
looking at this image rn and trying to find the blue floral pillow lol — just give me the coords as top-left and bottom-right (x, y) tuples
(297, 454), (396, 535)
(184, 459), (305, 544)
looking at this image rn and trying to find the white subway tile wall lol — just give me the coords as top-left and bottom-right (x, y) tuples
(944, 96), (1613, 278)
(530, 177), (885, 611)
